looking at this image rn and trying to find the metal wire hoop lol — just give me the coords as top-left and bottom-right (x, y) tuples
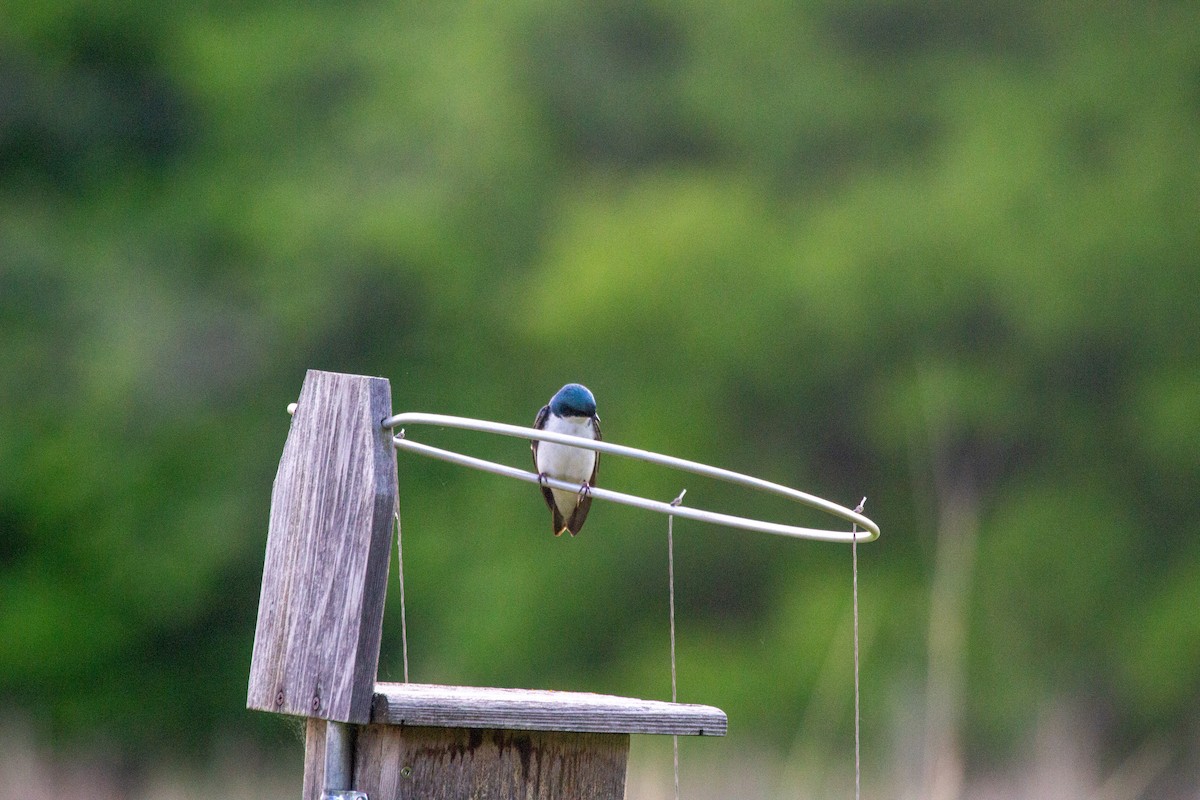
(380, 412), (879, 544)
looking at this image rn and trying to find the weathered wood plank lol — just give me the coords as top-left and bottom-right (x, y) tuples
(247, 369), (397, 723)
(352, 725), (630, 800)
(370, 683), (728, 737)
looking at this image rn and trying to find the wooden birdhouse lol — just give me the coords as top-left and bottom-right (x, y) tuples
(247, 370), (726, 799)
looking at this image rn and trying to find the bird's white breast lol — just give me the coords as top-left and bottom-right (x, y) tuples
(536, 414), (598, 485)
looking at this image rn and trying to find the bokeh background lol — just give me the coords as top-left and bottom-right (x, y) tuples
(2, 1), (1199, 798)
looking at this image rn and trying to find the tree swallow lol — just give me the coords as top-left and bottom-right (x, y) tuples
(531, 383), (601, 536)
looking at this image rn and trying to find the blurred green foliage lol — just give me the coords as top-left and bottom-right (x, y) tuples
(1, 0), (1198, 779)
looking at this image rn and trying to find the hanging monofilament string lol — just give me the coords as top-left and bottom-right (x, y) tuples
(667, 489), (686, 800)
(852, 497), (866, 800)
(395, 505), (410, 683)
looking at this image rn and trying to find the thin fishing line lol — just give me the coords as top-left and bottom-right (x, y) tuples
(852, 496), (866, 800)
(668, 489), (686, 800)
(395, 506), (410, 683)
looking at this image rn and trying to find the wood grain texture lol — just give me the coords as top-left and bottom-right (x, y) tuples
(371, 683), (728, 737)
(247, 370), (397, 723)
(352, 725), (629, 800)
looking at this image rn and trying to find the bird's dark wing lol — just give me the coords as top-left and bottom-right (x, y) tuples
(549, 503), (568, 536)
(591, 414), (601, 481)
(531, 404), (564, 533)
(565, 415), (601, 536)
(531, 404), (550, 466)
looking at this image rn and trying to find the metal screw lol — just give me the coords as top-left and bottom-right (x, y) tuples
(400, 766), (413, 778)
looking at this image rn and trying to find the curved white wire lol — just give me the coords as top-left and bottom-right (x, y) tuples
(380, 412), (878, 544)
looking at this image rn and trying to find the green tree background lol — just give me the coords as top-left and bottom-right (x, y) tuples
(2, 1), (1198, 796)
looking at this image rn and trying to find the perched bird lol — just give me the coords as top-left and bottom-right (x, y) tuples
(532, 383), (601, 536)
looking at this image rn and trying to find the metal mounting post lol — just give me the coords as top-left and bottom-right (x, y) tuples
(321, 721), (366, 800)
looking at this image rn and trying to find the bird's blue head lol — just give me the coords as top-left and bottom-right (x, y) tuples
(550, 383), (597, 418)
